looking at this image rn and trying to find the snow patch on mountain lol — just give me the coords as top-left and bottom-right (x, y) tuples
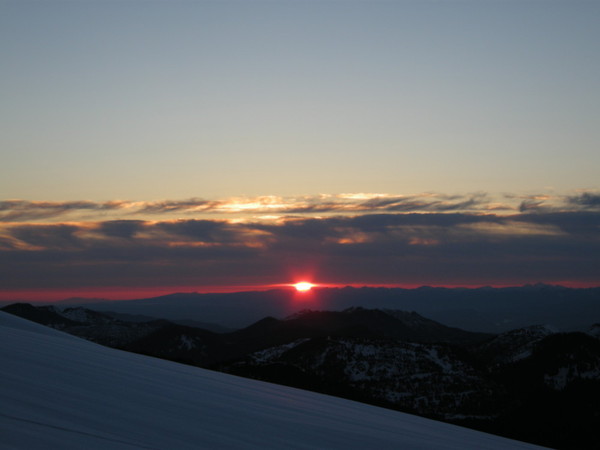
(479, 324), (559, 364)
(250, 338), (311, 363)
(588, 324), (600, 339)
(237, 336), (499, 420)
(178, 334), (198, 350)
(544, 365), (600, 390)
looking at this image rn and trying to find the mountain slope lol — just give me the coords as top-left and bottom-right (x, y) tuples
(76, 285), (600, 331)
(224, 336), (502, 420)
(476, 325), (559, 365)
(279, 308), (491, 344)
(0, 311), (546, 450)
(1, 304), (491, 367)
(1, 302), (169, 348)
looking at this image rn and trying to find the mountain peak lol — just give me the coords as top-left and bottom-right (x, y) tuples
(283, 309), (317, 321)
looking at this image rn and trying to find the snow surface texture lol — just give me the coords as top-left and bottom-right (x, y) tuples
(0, 312), (547, 449)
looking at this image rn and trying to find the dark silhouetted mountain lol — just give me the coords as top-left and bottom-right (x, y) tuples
(588, 323), (600, 339)
(71, 285), (600, 332)
(123, 307), (491, 367)
(78, 289), (298, 329)
(465, 332), (600, 450)
(1, 310), (547, 450)
(170, 319), (234, 333)
(223, 336), (503, 420)
(279, 308), (492, 344)
(1, 303), (81, 329)
(497, 332), (600, 392)
(1, 303), (489, 364)
(125, 323), (226, 365)
(4, 302), (600, 449)
(476, 324), (559, 365)
(1, 303), (168, 348)
(221, 328), (600, 450)
(97, 310), (233, 332)
(55, 297), (109, 305)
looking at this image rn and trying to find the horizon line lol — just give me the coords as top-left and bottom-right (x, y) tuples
(1, 281), (598, 303)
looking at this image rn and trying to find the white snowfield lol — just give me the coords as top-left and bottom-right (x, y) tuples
(0, 312), (547, 450)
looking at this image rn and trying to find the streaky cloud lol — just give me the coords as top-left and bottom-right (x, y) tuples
(2, 191), (600, 223)
(0, 200), (126, 222)
(138, 198), (220, 213)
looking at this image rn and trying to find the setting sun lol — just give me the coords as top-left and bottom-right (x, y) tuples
(294, 282), (315, 292)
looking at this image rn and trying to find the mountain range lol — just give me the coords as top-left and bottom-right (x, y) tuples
(3, 310), (550, 450)
(3, 302), (600, 449)
(13, 285), (597, 332)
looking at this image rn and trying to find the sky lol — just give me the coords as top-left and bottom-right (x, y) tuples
(1, 0), (599, 300)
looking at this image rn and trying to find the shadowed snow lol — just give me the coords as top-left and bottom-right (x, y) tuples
(0, 312), (546, 449)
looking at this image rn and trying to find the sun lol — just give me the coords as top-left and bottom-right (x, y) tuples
(294, 282), (315, 292)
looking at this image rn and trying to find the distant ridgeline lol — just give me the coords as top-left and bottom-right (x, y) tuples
(26, 284), (600, 332)
(3, 301), (600, 450)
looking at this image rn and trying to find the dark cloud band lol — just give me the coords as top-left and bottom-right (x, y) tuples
(1, 209), (598, 289)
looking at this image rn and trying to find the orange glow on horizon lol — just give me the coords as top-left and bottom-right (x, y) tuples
(1, 281), (598, 303)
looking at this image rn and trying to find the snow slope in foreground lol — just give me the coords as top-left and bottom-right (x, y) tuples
(0, 312), (546, 449)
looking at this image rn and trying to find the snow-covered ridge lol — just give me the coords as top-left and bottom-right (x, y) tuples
(588, 324), (600, 339)
(544, 365), (600, 390)
(250, 338), (311, 363)
(57, 306), (116, 324)
(0, 311), (547, 449)
(478, 324), (559, 364)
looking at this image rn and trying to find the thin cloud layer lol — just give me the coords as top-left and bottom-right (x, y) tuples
(0, 200), (125, 222)
(4, 191), (599, 223)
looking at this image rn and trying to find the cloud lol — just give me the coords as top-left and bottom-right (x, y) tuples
(567, 192), (600, 208)
(99, 220), (145, 239)
(8, 224), (85, 250)
(0, 200), (126, 222)
(518, 200), (545, 212)
(3, 191), (600, 224)
(1, 208), (599, 290)
(513, 191), (600, 213)
(138, 199), (220, 214)
(153, 220), (235, 242)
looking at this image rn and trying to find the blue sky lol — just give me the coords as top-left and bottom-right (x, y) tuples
(2, 0), (599, 200)
(1, 1), (599, 296)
